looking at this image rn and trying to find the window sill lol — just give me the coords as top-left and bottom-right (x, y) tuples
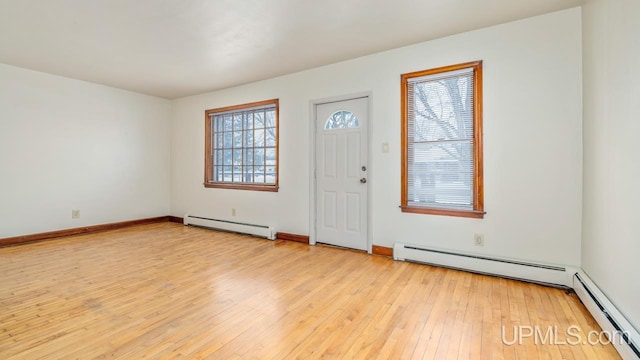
(400, 205), (485, 219)
(204, 183), (279, 192)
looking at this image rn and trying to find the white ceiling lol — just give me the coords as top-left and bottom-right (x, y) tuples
(0, 0), (582, 99)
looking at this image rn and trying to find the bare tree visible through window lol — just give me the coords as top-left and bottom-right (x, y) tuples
(401, 62), (484, 218)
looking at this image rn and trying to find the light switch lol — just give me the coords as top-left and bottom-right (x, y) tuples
(382, 142), (389, 153)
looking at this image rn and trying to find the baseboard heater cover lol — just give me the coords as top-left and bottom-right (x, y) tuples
(393, 243), (572, 287)
(183, 214), (276, 240)
(574, 272), (640, 360)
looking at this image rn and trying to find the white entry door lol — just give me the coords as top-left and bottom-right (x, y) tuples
(315, 97), (368, 251)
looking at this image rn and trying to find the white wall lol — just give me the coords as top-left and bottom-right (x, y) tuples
(0, 63), (171, 238)
(171, 8), (583, 267)
(582, 0), (640, 331)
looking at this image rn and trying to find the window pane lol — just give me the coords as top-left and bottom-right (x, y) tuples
(265, 110), (275, 127)
(254, 166), (265, 182)
(244, 112), (254, 129)
(233, 113), (243, 131)
(243, 130), (253, 147)
(254, 129), (264, 147)
(266, 166), (276, 184)
(233, 131), (242, 148)
(224, 132), (232, 148)
(244, 148), (253, 165)
(412, 75), (473, 142)
(242, 167), (253, 183)
(254, 111), (264, 129)
(347, 112), (359, 128)
(215, 150), (223, 166)
(223, 150), (232, 165)
(254, 148), (264, 165)
(325, 110), (359, 130)
(265, 148), (276, 165)
(223, 114), (232, 131)
(213, 131), (220, 149)
(326, 117), (336, 129)
(223, 166), (232, 181)
(233, 149), (242, 165)
(266, 128), (276, 147)
(408, 141), (473, 210)
(233, 166), (242, 182)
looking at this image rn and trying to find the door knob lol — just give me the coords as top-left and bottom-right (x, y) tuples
(360, 178), (367, 183)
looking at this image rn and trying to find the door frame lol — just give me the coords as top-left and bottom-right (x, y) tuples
(308, 92), (373, 253)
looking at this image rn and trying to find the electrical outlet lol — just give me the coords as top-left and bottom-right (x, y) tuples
(474, 233), (484, 246)
(72, 210), (80, 219)
(231, 208), (236, 217)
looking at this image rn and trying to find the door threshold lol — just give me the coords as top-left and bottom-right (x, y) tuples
(316, 242), (368, 254)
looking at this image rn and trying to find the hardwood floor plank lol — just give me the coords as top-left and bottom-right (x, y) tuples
(0, 223), (621, 359)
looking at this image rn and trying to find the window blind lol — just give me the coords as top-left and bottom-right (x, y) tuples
(406, 68), (475, 211)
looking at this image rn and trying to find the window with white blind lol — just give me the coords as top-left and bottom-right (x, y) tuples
(401, 61), (484, 218)
(204, 99), (278, 192)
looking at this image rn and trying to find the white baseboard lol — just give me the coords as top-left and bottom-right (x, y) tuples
(393, 242), (574, 287)
(573, 271), (640, 359)
(183, 214), (276, 240)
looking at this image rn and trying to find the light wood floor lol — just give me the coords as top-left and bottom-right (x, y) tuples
(0, 223), (620, 359)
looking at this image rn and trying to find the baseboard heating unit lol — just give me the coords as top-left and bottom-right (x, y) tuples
(183, 214), (276, 240)
(574, 272), (640, 359)
(393, 243), (573, 287)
